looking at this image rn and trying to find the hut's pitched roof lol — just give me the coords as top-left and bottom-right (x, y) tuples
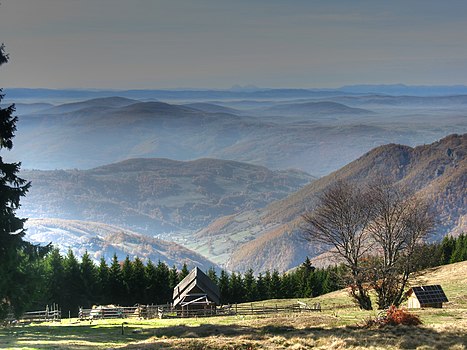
(173, 267), (220, 307)
(408, 285), (448, 304)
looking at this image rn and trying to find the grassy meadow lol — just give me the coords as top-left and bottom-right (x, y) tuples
(1, 261), (466, 350)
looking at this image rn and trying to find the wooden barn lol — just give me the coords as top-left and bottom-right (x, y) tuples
(406, 285), (448, 309)
(173, 267), (220, 315)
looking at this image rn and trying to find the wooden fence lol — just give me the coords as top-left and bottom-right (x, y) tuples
(52, 301), (321, 321)
(79, 304), (169, 320)
(217, 301), (321, 317)
(20, 304), (61, 323)
(156, 301), (321, 319)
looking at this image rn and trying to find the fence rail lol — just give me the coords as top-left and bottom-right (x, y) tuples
(79, 304), (169, 320)
(20, 305), (61, 323)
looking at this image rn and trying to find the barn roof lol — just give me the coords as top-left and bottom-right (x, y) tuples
(173, 267), (220, 307)
(408, 285), (448, 304)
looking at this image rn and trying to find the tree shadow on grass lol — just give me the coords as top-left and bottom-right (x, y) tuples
(0, 323), (149, 349)
(119, 322), (467, 349)
(1, 320), (466, 349)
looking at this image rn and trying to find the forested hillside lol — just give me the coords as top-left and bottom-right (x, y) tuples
(189, 134), (466, 272)
(20, 158), (312, 236)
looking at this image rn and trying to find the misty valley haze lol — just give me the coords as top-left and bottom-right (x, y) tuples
(7, 88), (465, 272)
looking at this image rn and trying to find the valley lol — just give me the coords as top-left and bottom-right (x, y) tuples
(6, 88), (466, 272)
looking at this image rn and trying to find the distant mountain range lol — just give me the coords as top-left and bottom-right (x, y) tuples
(5, 85), (467, 103)
(6, 95), (466, 177)
(20, 158), (313, 235)
(188, 134), (466, 272)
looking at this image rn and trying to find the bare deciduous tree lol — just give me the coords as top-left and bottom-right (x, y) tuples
(302, 179), (435, 310)
(302, 181), (373, 310)
(366, 180), (435, 309)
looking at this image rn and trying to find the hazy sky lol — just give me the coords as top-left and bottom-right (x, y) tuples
(1, 0), (467, 89)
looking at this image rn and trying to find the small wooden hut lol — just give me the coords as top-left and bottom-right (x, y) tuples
(406, 285), (448, 309)
(173, 267), (220, 316)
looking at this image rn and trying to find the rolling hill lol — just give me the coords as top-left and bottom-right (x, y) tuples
(25, 218), (217, 270)
(188, 134), (466, 272)
(19, 158), (313, 237)
(7, 96), (466, 177)
(259, 101), (373, 117)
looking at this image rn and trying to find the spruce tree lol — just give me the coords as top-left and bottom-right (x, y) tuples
(131, 257), (146, 304)
(43, 248), (65, 307)
(155, 260), (171, 303)
(168, 265), (179, 291)
(179, 263), (190, 281)
(80, 250), (97, 307)
(108, 253), (123, 304)
(269, 270), (282, 299)
(96, 257), (110, 304)
(450, 234), (467, 263)
(0, 42), (49, 318)
(255, 273), (267, 301)
(62, 249), (83, 316)
(207, 267), (218, 285)
(243, 269), (257, 302)
(218, 270), (230, 304)
(121, 255), (133, 304)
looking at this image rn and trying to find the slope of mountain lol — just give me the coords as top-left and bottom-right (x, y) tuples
(19, 158), (313, 236)
(40, 96), (139, 114)
(25, 218), (217, 270)
(190, 134), (466, 272)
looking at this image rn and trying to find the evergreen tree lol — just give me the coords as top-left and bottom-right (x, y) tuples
(168, 265), (179, 291)
(228, 272), (244, 303)
(144, 260), (157, 305)
(218, 270), (230, 304)
(108, 253), (123, 304)
(80, 250), (97, 307)
(269, 270), (281, 299)
(62, 249), (83, 316)
(131, 257), (146, 304)
(155, 260), (171, 303)
(263, 270), (272, 299)
(0, 42), (49, 318)
(121, 255), (133, 304)
(207, 267), (218, 285)
(450, 234), (467, 263)
(43, 248), (65, 307)
(280, 273), (296, 299)
(179, 263), (190, 282)
(440, 236), (456, 265)
(243, 269), (257, 302)
(255, 273), (267, 301)
(96, 257), (109, 304)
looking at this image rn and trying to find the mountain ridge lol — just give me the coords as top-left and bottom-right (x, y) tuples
(189, 134), (466, 272)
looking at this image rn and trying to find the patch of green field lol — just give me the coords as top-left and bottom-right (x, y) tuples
(1, 261), (466, 349)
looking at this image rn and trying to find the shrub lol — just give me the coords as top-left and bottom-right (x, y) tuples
(384, 305), (422, 326)
(363, 305), (422, 328)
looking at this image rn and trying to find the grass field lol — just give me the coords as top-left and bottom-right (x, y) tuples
(1, 261), (466, 349)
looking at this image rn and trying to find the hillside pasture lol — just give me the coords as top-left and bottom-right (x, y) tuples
(1, 261), (466, 349)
